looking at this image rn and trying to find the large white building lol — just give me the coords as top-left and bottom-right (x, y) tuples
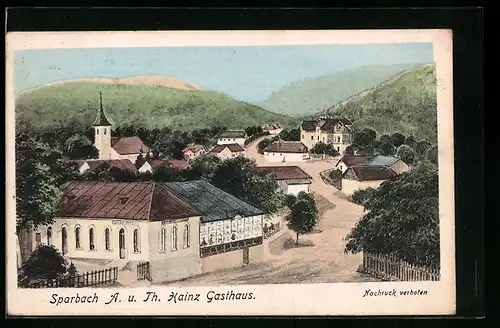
(92, 92), (151, 164)
(300, 118), (353, 155)
(263, 141), (310, 163)
(253, 166), (312, 196)
(32, 180), (264, 283)
(217, 130), (247, 147)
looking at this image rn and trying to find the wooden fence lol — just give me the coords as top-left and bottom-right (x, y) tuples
(137, 262), (151, 281)
(361, 252), (440, 281)
(263, 222), (281, 239)
(31, 266), (118, 288)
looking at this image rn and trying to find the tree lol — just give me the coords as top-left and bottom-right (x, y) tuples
(344, 162), (440, 268)
(415, 139), (432, 158)
(379, 140), (396, 156)
(379, 134), (392, 144)
(63, 134), (99, 159)
(396, 144), (416, 165)
(356, 146), (374, 156)
(18, 245), (69, 288)
(426, 144), (438, 165)
(344, 145), (355, 156)
(279, 128), (300, 141)
(284, 194), (298, 208)
(405, 135), (416, 148)
(353, 129), (375, 148)
(349, 187), (377, 205)
(391, 133), (406, 147)
(310, 142), (339, 157)
(287, 196), (318, 245)
(257, 138), (272, 154)
(362, 128), (377, 142)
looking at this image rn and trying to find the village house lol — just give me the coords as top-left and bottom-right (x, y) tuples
(208, 143), (246, 160)
(31, 180), (264, 283)
(217, 130), (247, 147)
(262, 124), (283, 135)
(183, 143), (207, 160)
(163, 181), (264, 273)
(252, 166), (312, 196)
(300, 117), (353, 155)
(335, 154), (409, 174)
(341, 165), (398, 196)
(263, 141), (310, 162)
(138, 159), (190, 174)
(92, 92), (151, 164)
(61, 159), (138, 175)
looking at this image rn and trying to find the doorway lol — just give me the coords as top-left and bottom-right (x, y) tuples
(119, 228), (126, 259)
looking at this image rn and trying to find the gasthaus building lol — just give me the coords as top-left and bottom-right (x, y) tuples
(32, 180), (264, 283)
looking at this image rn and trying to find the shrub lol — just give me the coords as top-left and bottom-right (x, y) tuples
(349, 187), (377, 205)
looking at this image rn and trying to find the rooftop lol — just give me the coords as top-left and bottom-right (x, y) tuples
(336, 155), (376, 167)
(58, 181), (199, 221)
(145, 159), (190, 170)
(252, 166), (312, 180)
(91, 92), (112, 127)
(345, 165), (398, 181)
(111, 136), (151, 155)
(368, 155), (402, 167)
(218, 130), (247, 138)
(163, 180), (264, 223)
(210, 143), (245, 153)
(183, 143), (205, 153)
(264, 141), (309, 153)
(300, 118), (352, 132)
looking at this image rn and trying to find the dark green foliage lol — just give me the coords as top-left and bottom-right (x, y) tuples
(279, 128), (300, 141)
(379, 134), (392, 144)
(328, 169), (343, 181)
(63, 134), (99, 159)
(344, 145), (355, 156)
(245, 131), (270, 146)
(285, 194), (298, 208)
(257, 138), (273, 154)
(68, 262), (78, 278)
(348, 187), (377, 205)
(18, 245), (68, 288)
(328, 65), (437, 143)
(415, 139), (432, 158)
(405, 135), (416, 147)
(344, 162), (440, 268)
(426, 144), (438, 165)
(379, 140), (396, 156)
(16, 82), (299, 134)
(396, 144), (416, 165)
(353, 129), (376, 148)
(245, 125), (263, 137)
(391, 133), (406, 147)
(310, 142), (339, 157)
(356, 146), (374, 156)
(287, 191), (318, 245)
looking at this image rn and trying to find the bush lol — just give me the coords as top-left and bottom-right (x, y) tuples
(349, 187), (377, 205)
(310, 142), (339, 157)
(18, 245), (69, 288)
(328, 169), (342, 181)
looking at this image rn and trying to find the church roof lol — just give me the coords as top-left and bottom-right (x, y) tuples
(163, 180), (264, 223)
(58, 181), (199, 221)
(92, 92), (112, 127)
(111, 136), (151, 155)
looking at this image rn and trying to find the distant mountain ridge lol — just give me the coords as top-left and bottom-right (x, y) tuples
(259, 63), (426, 116)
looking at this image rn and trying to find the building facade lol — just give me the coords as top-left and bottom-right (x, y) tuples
(253, 166), (312, 196)
(300, 118), (353, 155)
(341, 165), (398, 196)
(217, 130), (247, 147)
(263, 141), (310, 163)
(183, 143), (207, 160)
(209, 143), (245, 160)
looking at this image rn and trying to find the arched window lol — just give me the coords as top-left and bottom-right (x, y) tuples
(96, 129), (99, 135)
(89, 227), (95, 250)
(160, 228), (166, 253)
(75, 226), (81, 249)
(183, 224), (190, 248)
(105, 228), (110, 251)
(61, 226), (68, 255)
(133, 229), (140, 253)
(171, 226), (178, 251)
(46, 227), (53, 246)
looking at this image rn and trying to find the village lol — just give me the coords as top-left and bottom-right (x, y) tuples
(15, 91), (430, 288)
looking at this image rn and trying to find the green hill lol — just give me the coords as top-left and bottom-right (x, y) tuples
(324, 64), (437, 142)
(259, 63), (425, 116)
(15, 82), (299, 133)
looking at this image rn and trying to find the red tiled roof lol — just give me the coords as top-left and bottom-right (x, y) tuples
(210, 143), (245, 154)
(264, 141), (309, 153)
(252, 166), (312, 180)
(111, 136), (151, 155)
(183, 143), (205, 154)
(336, 155), (375, 167)
(346, 165), (397, 181)
(58, 181), (199, 221)
(85, 159), (138, 173)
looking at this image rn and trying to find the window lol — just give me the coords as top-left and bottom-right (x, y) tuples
(183, 224), (190, 248)
(317, 136), (320, 140)
(61, 227), (68, 255)
(89, 227), (95, 250)
(105, 228), (111, 251)
(160, 228), (166, 253)
(46, 227), (52, 246)
(96, 129), (99, 135)
(104, 128), (107, 135)
(311, 136), (314, 140)
(337, 137), (341, 143)
(75, 226), (81, 249)
(233, 139), (235, 141)
(171, 226), (178, 251)
(35, 233), (42, 248)
(133, 229), (140, 253)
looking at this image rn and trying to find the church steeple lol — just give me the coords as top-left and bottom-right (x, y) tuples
(92, 91), (112, 127)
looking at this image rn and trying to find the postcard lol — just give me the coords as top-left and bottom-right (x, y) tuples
(6, 29), (455, 316)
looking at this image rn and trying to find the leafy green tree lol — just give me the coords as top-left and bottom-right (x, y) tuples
(63, 134), (99, 159)
(405, 135), (416, 148)
(426, 144), (438, 165)
(396, 144), (416, 165)
(183, 155), (223, 181)
(391, 133), (406, 147)
(287, 196), (318, 245)
(344, 162), (439, 268)
(279, 128), (300, 141)
(379, 134), (392, 144)
(379, 140), (396, 156)
(284, 194), (298, 208)
(415, 139), (432, 158)
(349, 187), (377, 205)
(310, 142), (339, 157)
(18, 245), (69, 288)
(353, 129), (376, 148)
(356, 146), (374, 156)
(344, 145), (355, 156)
(257, 138), (272, 154)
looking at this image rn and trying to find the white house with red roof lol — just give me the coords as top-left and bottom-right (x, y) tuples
(182, 143), (207, 160)
(92, 92), (151, 164)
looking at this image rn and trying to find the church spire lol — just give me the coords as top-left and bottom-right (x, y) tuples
(92, 91), (112, 127)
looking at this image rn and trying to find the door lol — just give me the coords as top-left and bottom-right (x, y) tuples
(119, 229), (126, 259)
(243, 247), (249, 265)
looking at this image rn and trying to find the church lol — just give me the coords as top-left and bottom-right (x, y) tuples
(92, 92), (151, 164)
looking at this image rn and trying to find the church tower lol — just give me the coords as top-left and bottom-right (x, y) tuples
(92, 91), (113, 160)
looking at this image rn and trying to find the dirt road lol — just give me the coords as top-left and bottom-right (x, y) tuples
(165, 138), (379, 286)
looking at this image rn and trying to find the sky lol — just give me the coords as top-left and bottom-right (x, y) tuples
(14, 43), (433, 102)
